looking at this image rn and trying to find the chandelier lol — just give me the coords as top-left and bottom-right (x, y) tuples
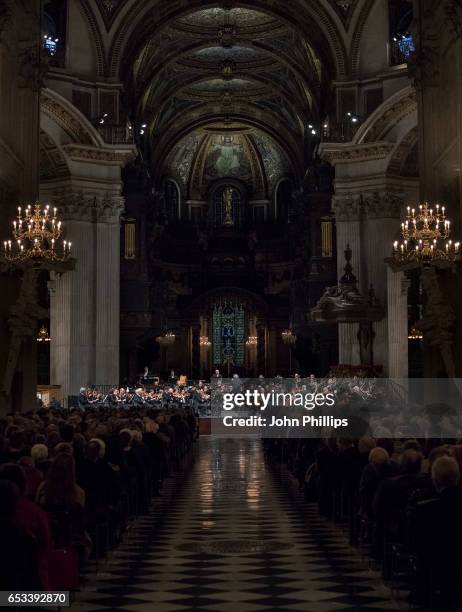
(36, 324), (51, 342)
(156, 331), (176, 347)
(200, 335), (211, 348)
(391, 203), (459, 266)
(246, 335), (257, 347)
(2, 203), (72, 264)
(281, 329), (297, 346)
(408, 326), (423, 340)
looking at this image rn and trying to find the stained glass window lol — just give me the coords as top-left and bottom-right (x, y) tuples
(212, 302), (245, 366)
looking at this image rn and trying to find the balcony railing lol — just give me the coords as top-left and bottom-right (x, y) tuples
(321, 120), (361, 143)
(96, 124), (135, 145)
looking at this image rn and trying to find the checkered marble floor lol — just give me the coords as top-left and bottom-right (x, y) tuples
(70, 439), (405, 611)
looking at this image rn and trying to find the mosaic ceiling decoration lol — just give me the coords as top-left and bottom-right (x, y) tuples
(123, 2), (333, 180)
(192, 46), (265, 64)
(176, 8), (276, 29)
(188, 78), (261, 94)
(165, 129), (291, 197)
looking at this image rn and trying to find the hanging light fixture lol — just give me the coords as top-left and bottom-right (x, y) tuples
(281, 329), (297, 346)
(156, 331), (176, 347)
(1, 0), (74, 268)
(246, 336), (257, 347)
(200, 335), (211, 348)
(391, 202), (460, 267)
(3, 203), (71, 264)
(36, 324), (51, 342)
(408, 326), (423, 341)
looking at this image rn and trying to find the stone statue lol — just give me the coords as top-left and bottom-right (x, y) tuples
(223, 187), (234, 226)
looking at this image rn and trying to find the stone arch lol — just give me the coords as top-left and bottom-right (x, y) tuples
(108, 0), (347, 81)
(387, 126), (418, 177)
(353, 85), (417, 145)
(77, 0), (106, 76)
(349, 0), (377, 77)
(41, 88), (104, 148)
(39, 130), (70, 182)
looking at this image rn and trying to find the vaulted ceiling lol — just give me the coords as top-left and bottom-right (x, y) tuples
(83, 1), (373, 182)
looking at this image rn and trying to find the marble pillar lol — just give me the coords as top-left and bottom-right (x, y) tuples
(363, 193), (403, 372)
(95, 204), (122, 387)
(387, 268), (409, 378)
(48, 191), (124, 399)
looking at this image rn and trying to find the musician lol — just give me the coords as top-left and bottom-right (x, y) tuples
(78, 387), (89, 408)
(133, 388), (147, 406)
(168, 370), (177, 385)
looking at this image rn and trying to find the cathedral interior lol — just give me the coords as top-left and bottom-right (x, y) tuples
(4, 0), (459, 411)
(2, 2), (462, 611)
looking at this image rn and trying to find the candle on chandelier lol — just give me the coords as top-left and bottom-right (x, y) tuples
(456, 242), (460, 254)
(394, 241), (398, 251)
(53, 207), (57, 217)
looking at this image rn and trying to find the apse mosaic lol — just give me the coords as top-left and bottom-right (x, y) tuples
(165, 133), (202, 186)
(204, 135), (252, 181)
(251, 132), (290, 190)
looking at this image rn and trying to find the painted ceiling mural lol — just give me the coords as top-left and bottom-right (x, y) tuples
(113, 0), (354, 182)
(176, 8), (276, 29)
(164, 129), (291, 198)
(204, 134), (252, 181)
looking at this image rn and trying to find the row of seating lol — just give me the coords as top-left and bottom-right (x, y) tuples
(0, 406), (198, 594)
(265, 437), (462, 611)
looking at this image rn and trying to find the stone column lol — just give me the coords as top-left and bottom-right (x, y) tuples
(48, 190), (124, 399)
(387, 268), (409, 378)
(49, 208), (96, 397)
(95, 198), (124, 387)
(363, 192), (404, 371)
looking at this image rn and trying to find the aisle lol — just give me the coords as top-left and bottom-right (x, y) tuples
(72, 439), (401, 611)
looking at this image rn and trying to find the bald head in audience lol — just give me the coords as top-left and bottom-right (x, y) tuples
(432, 456), (460, 493)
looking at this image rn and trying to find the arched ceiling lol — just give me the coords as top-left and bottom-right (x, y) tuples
(104, 2), (354, 180)
(165, 129), (291, 199)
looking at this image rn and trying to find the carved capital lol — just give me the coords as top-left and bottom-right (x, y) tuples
(48, 189), (125, 223)
(363, 191), (404, 219)
(332, 194), (363, 221)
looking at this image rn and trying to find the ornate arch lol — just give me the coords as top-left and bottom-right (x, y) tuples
(353, 85), (417, 144)
(77, 0), (106, 77)
(108, 0), (347, 80)
(387, 126), (418, 177)
(349, 0), (376, 77)
(41, 88), (103, 146)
